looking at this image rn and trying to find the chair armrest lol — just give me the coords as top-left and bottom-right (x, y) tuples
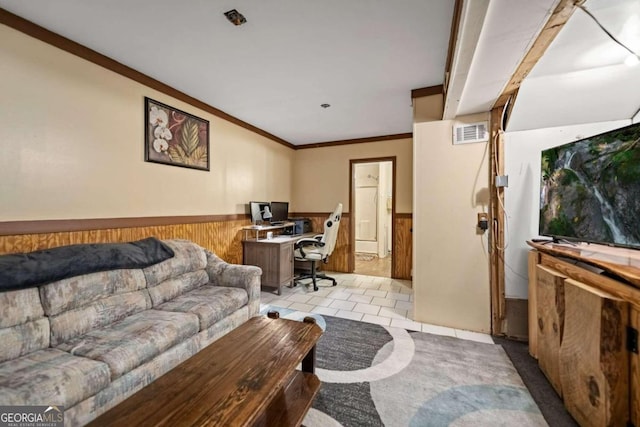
(295, 238), (326, 248)
(204, 250), (262, 317)
(294, 239), (325, 259)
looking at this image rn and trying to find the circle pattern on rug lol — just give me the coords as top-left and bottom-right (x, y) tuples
(303, 407), (344, 427)
(317, 325), (414, 383)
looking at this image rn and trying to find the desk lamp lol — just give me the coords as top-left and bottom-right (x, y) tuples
(261, 206), (272, 224)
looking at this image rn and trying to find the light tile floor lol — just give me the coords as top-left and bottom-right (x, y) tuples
(260, 271), (494, 344)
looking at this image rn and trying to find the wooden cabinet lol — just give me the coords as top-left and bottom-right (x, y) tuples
(559, 279), (628, 427)
(528, 242), (640, 427)
(536, 264), (566, 397)
(243, 238), (294, 295)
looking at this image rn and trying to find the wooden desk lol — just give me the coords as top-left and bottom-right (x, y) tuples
(87, 315), (323, 427)
(243, 233), (315, 295)
(242, 222), (296, 241)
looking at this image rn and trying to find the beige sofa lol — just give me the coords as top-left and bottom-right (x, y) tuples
(0, 239), (261, 426)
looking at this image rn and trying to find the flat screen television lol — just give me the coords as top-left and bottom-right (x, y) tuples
(249, 201), (271, 224)
(270, 201), (289, 224)
(539, 122), (640, 249)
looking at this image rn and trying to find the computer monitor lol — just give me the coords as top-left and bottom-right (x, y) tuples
(249, 201), (271, 224)
(270, 202), (289, 224)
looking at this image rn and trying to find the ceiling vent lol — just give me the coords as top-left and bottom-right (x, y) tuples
(224, 9), (247, 26)
(453, 121), (488, 145)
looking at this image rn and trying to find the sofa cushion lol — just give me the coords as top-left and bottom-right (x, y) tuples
(0, 318), (50, 364)
(147, 270), (209, 307)
(0, 287), (44, 328)
(39, 269), (147, 316)
(143, 240), (207, 287)
(0, 348), (111, 408)
(56, 310), (199, 380)
(64, 335), (203, 427)
(0, 288), (49, 363)
(49, 290), (152, 347)
(155, 285), (249, 330)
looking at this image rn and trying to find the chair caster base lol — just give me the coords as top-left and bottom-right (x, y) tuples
(294, 269), (336, 293)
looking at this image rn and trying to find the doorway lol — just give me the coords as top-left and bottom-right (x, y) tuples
(350, 158), (396, 278)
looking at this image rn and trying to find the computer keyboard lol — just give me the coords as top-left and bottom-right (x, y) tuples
(270, 221), (284, 226)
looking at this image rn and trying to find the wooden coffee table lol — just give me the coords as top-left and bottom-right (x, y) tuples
(87, 313), (322, 427)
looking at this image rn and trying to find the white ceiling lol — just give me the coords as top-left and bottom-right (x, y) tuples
(2, 0), (635, 144)
(0, 0), (454, 145)
(454, 0), (558, 117)
(508, 0), (640, 131)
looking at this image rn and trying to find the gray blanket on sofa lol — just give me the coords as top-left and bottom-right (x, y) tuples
(0, 237), (174, 291)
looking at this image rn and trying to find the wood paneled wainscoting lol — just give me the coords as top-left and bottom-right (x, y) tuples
(393, 213), (412, 280)
(0, 215), (252, 264)
(0, 212), (412, 280)
(300, 214), (351, 274)
(295, 212), (412, 280)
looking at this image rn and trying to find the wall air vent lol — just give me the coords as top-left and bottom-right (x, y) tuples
(453, 121), (489, 145)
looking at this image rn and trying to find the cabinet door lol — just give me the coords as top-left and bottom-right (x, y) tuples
(243, 241), (279, 286)
(536, 264), (566, 397)
(261, 244), (280, 286)
(559, 279), (628, 427)
(279, 242), (293, 285)
(243, 242), (260, 271)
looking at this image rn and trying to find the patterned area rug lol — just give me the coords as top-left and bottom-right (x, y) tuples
(296, 315), (547, 427)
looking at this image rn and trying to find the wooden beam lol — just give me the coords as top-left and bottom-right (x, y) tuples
(410, 85), (444, 99)
(490, 106), (506, 335)
(493, 0), (583, 109)
(444, 0), (464, 95)
(487, 0), (582, 335)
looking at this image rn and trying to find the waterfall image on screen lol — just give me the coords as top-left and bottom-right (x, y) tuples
(539, 122), (640, 249)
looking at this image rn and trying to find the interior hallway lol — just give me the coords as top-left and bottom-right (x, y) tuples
(354, 253), (391, 278)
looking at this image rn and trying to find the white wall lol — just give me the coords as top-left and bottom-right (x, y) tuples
(503, 119), (630, 298)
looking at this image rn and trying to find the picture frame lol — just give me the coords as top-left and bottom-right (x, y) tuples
(144, 97), (210, 171)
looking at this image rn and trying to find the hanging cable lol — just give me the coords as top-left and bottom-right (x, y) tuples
(490, 96), (514, 253)
(492, 130), (510, 252)
(577, 4), (640, 60)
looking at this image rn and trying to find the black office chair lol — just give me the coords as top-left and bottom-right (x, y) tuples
(294, 203), (342, 291)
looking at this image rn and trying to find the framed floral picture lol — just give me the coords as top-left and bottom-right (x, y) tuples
(144, 97), (210, 171)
